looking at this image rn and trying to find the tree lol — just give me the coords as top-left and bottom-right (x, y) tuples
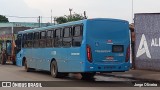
(56, 13), (85, 24)
(56, 16), (67, 24)
(66, 13), (84, 22)
(0, 15), (9, 23)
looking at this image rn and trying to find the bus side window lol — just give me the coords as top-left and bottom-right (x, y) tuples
(63, 27), (72, 47)
(33, 32), (39, 48)
(46, 30), (54, 47)
(16, 34), (22, 49)
(72, 25), (83, 47)
(26, 34), (29, 48)
(40, 31), (46, 48)
(22, 34), (24, 48)
(55, 29), (62, 47)
(23, 34), (27, 48)
(27, 33), (33, 48)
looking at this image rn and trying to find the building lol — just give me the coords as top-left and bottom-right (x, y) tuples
(0, 22), (53, 53)
(0, 22), (52, 40)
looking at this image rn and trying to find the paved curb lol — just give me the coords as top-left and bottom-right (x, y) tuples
(98, 73), (158, 81)
(98, 70), (160, 81)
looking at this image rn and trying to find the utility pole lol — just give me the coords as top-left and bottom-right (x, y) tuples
(11, 24), (14, 34)
(38, 16), (41, 27)
(54, 17), (56, 25)
(84, 11), (87, 19)
(41, 16), (42, 24)
(69, 8), (72, 16)
(132, 0), (134, 23)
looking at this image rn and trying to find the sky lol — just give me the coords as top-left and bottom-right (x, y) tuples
(0, 0), (160, 23)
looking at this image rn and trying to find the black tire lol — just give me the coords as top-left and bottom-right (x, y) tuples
(51, 61), (61, 78)
(81, 73), (96, 79)
(60, 73), (69, 77)
(24, 60), (32, 72)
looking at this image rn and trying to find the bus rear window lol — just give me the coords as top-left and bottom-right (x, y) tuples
(112, 45), (124, 53)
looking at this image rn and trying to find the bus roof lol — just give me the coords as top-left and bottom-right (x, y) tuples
(18, 18), (128, 34)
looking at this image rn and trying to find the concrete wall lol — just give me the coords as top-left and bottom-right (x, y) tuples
(134, 13), (160, 71)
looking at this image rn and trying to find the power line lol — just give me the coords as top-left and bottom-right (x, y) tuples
(3, 15), (51, 19)
(5, 15), (37, 18)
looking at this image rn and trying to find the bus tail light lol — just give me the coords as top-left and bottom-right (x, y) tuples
(87, 45), (92, 63)
(125, 45), (130, 62)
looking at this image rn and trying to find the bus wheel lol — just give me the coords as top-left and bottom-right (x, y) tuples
(24, 60), (31, 72)
(51, 61), (60, 78)
(81, 73), (96, 79)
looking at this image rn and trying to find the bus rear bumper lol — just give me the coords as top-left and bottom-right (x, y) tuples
(84, 62), (130, 72)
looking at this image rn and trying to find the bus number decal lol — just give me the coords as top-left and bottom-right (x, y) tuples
(71, 53), (80, 56)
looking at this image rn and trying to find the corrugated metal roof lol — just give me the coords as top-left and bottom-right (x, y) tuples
(0, 22), (53, 28)
(135, 13), (160, 15)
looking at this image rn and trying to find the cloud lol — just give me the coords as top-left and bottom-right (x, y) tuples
(0, 0), (43, 22)
(134, 0), (160, 13)
(23, 0), (132, 22)
(1, 0), (160, 23)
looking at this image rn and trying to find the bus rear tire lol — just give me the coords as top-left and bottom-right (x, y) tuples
(51, 61), (60, 78)
(81, 73), (96, 79)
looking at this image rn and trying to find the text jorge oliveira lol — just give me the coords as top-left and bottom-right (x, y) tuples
(134, 82), (158, 87)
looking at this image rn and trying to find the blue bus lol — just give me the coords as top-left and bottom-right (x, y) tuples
(16, 18), (130, 78)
